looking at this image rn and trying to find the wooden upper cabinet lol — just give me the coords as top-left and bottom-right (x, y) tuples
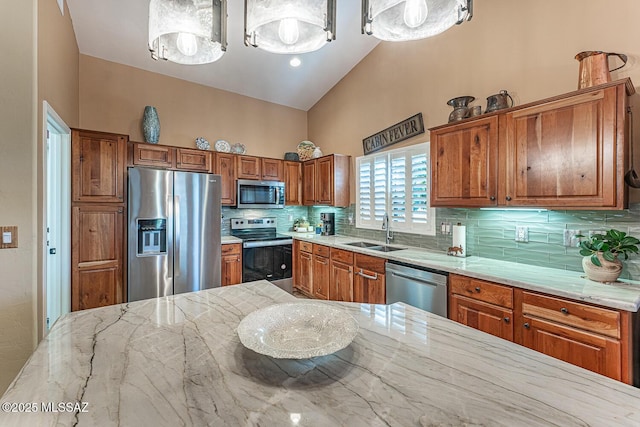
(176, 148), (211, 172)
(237, 155), (261, 179)
(214, 152), (237, 206)
(302, 154), (350, 207)
(283, 161), (302, 205)
(430, 79), (634, 209)
(302, 160), (317, 205)
(130, 142), (174, 168)
(72, 129), (127, 203)
(430, 116), (498, 207)
(503, 86), (624, 208)
(261, 158), (283, 181)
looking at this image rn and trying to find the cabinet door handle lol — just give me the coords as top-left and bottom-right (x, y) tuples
(506, 196), (512, 201)
(490, 196), (496, 201)
(560, 307), (569, 314)
(357, 270), (378, 280)
(523, 322), (530, 329)
(475, 287), (481, 292)
(503, 317), (510, 323)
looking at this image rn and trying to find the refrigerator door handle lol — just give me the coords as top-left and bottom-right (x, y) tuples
(166, 194), (174, 281)
(174, 195), (181, 278)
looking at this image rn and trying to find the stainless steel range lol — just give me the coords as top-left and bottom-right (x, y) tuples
(230, 217), (293, 293)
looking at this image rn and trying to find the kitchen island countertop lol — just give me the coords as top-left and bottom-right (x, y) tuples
(2, 281), (640, 426)
(287, 233), (640, 312)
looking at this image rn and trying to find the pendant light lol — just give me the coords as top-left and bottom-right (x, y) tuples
(244, 0), (336, 54)
(362, 0), (473, 42)
(149, 0), (228, 65)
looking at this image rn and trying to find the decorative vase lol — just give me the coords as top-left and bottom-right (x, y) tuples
(311, 147), (323, 158)
(142, 106), (160, 144)
(581, 252), (623, 283)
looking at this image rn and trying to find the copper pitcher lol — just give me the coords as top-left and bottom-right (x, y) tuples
(575, 51), (627, 89)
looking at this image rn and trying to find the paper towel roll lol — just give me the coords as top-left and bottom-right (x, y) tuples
(451, 224), (466, 257)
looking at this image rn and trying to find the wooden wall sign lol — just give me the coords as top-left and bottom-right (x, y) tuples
(362, 113), (425, 155)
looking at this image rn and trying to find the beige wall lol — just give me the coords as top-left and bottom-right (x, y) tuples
(308, 0), (640, 202)
(79, 55), (308, 158)
(0, 0), (36, 394)
(39, 0), (79, 128)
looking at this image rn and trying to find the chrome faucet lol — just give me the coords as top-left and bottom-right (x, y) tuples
(382, 213), (393, 244)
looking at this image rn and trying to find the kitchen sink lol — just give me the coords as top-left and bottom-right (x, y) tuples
(369, 245), (406, 252)
(345, 241), (381, 248)
(344, 241), (406, 252)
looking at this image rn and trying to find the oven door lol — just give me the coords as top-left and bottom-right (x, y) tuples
(237, 180), (285, 209)
(242, 240), (292, 283)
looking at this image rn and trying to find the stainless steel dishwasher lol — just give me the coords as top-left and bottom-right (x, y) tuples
(385, 261), (449, 317)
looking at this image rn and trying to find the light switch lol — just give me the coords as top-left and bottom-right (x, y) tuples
(0, 226), (18, 249)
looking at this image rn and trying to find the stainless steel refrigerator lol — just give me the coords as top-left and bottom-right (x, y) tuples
(128, 167), (221, 302)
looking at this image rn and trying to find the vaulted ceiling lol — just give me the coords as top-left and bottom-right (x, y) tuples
(67, 1), (381, 111)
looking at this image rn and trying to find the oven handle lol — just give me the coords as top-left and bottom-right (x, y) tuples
(243, 239), (293, 249)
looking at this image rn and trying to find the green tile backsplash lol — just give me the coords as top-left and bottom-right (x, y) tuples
(222, 203), (640, 280)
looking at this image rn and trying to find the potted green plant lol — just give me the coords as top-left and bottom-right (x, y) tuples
(578, 229), (640, 282)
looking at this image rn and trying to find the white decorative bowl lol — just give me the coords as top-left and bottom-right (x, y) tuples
(237, 302), (359, 359)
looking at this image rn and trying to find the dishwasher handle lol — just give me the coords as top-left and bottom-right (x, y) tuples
(388, 270), (445, 287)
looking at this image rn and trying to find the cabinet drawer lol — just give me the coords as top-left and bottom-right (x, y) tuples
(313, 244), (330, 257)
(131, 143), (174, 168)
(298, 241), (313, 253)
(221, 243), (241, 256)
(355, 254), (385, 275)
(450, 274), (513, 309)
(331, 248), (354, 264)
(176, 148), (211, 172)
(520, 290), (620, 339)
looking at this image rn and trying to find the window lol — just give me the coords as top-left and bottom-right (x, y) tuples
(356, 142), (435, 235)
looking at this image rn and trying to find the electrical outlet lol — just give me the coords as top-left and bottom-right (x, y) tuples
(515, 225), (529, 242)
(563, 229), (582, 247)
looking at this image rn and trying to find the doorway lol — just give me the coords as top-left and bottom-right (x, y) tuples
(43, 101), (71, 335)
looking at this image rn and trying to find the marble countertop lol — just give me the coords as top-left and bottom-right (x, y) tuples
(287, 233), (640, 312)
(2, 281), (640, 426)
(221, 235), (242, 244)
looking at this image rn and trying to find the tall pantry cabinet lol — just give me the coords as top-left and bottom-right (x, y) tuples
(71, 129), (128, 311)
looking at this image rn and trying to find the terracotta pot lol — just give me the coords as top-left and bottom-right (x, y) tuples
(581, 252), (623, 283)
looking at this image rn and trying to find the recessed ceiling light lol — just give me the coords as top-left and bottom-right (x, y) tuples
(289, 57), (302, 67)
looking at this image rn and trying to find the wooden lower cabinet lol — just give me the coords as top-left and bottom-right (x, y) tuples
(449, 274), (514, 341)
(71, 205), (124, 311)
(449, 273), (634, 384)
(330, 248), (353, 302)
(450, 295), (514, 341)
(221, 243), (242, 286)
(294, 241), (313, 296)
(313, 254), (330, 300)
(515, 289), (631, 383)
(353, 254), (386, 304)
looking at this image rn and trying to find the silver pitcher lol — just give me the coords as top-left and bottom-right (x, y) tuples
(486, 90), (514, 113)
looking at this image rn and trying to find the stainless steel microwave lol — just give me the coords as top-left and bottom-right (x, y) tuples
(236, 179), (285, 209)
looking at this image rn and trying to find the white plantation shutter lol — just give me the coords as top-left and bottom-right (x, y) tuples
(356, 153), (387, 229)
(356, 143), (435, 236)
(373, 155), (387, 222)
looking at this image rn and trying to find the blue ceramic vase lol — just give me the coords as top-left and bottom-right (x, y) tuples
(142, 106), (160, 144)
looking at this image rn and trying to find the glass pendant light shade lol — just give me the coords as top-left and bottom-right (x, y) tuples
(245, 0), (336, 54)
(362, 0), (473, 41)
(149, 0), (227, 65)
